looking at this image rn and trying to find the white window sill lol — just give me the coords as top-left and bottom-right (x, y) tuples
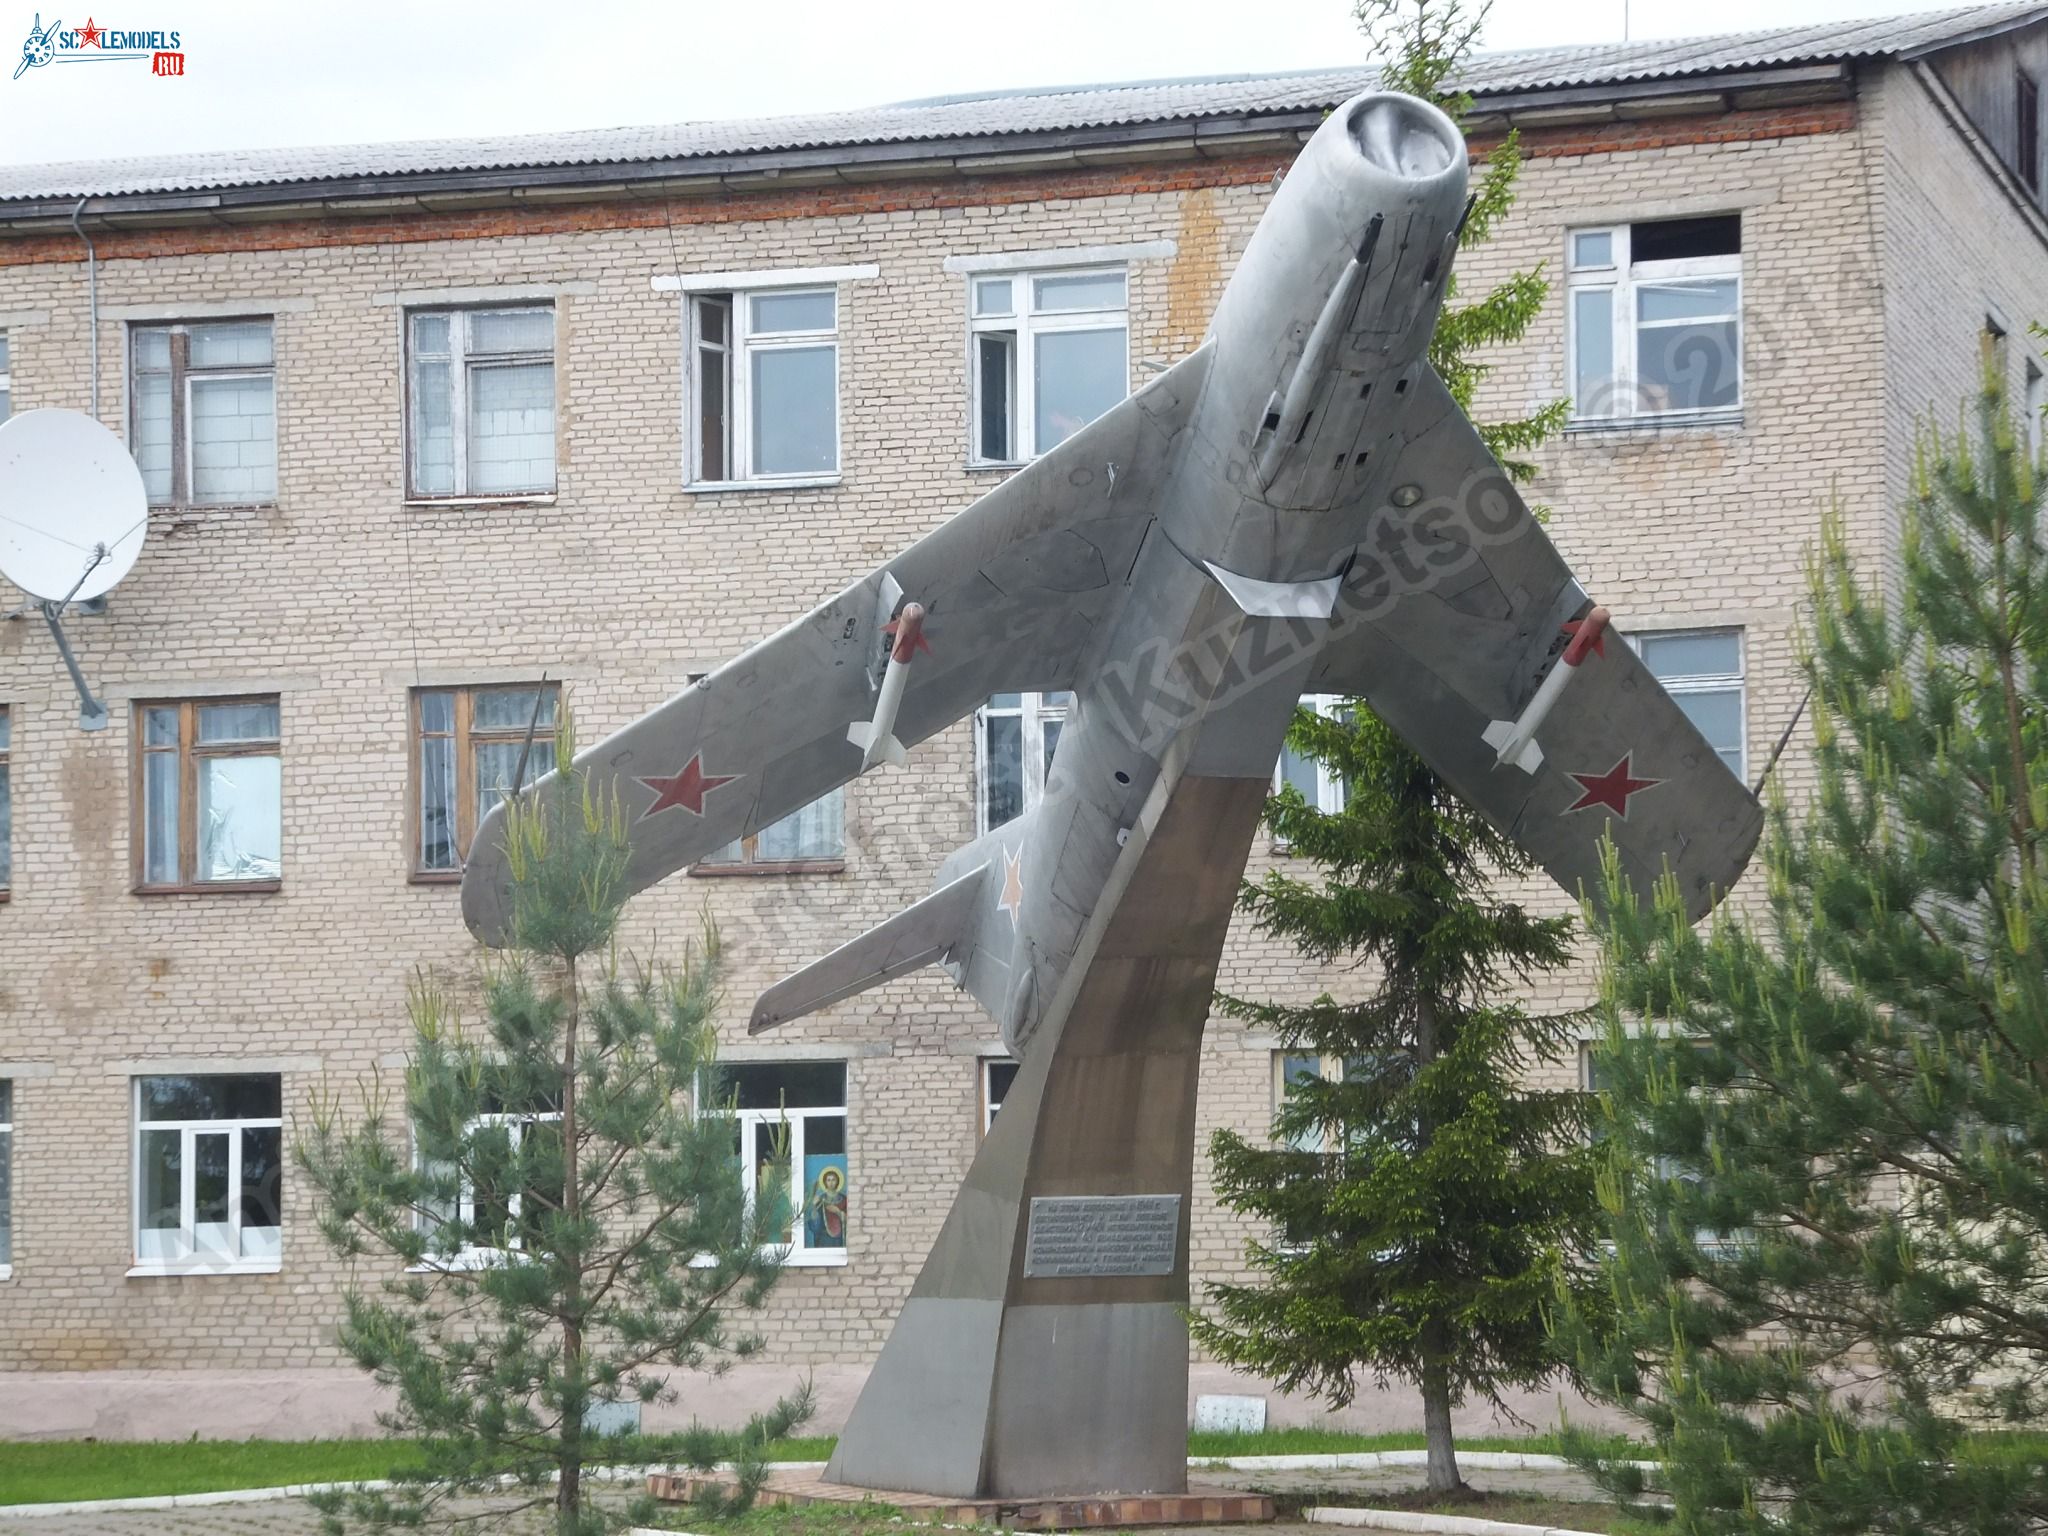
(686, 477), (841, 494)
(408, 1249), (521, 1273)
(127, 1260), (282, 1278)
(1564, 410), (1743, 436)
(0, 1264), (12, 1282)
(404, 494), (558, 509)
(966, 460), (1028, 474)
(689, 1247), (848, 1269)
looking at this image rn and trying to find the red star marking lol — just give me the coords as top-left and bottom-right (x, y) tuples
(636, 754), (738, 821)
(881, 615), (931, 657)
(997, 845), (1024, 925)
(1566, 754), (1662, 819)
(76, 18), (102, 46)
(1561, 615), (1607, 659)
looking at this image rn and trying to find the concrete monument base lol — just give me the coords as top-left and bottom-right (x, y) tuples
(826, 771), (1276, 1499)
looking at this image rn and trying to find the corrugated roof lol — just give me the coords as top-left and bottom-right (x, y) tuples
(1, 0), (2041, 205)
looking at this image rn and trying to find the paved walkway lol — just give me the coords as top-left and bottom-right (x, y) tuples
(0, 1461), (1611, 1535)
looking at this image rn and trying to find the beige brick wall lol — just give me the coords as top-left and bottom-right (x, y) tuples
(0, 77), (2018, 1385)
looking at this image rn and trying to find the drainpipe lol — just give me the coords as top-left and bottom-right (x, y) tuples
(70, 198), (97, 419)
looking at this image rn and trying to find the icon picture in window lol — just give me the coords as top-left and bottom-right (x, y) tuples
(804, 1155), (847, 1249)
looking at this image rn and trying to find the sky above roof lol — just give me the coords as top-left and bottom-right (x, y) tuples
(0, 0), (2002, 169)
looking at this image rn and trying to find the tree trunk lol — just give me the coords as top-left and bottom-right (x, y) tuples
(1412, 987), (1462, 1495)
(558, 951), (584, 1530)
(1419, 1324), (1462, 1494)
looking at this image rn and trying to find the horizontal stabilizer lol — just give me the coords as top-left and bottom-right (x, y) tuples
(1481, 719), (1544, 774)
(749, 863), (991, 1033)
(845, 720), (909, 768)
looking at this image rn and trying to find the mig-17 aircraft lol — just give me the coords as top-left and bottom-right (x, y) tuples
(461, 88), (1762, 1500)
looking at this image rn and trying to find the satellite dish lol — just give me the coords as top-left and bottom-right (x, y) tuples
(0, 408), (149, 603)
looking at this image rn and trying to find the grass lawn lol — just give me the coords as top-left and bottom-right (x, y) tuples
(0, 1425), (1646, 1507)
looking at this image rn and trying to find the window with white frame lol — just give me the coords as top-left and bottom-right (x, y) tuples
(1627, 630), (1745, 780)
(133, 1074), (282, 1273)
(976, 691), (1070, 833)
(1274, 694), (1349, 813)
(698, 789), (845, 871)
(416, 1087), (563, 1261)
(131, 319), (277, 505)
(981, 1058), (1019, 1135)
(0, 331), (11, 420)
(0, 1080), (12, 1274)
(689, 289), (840, 483)
(1567, 217), (1741, 424)
(712, 1061), (847, 1264)
(407, 307), (556, 498)
(969, 269), (1129, 463)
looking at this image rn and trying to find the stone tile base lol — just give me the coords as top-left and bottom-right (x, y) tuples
(646, 1467), (1277, 1529)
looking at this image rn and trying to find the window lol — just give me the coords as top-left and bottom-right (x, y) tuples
(2020, 69), (2041, 194)
(135, 698), (282, 890)
(1274, 695), (1349, 814)
(970, 269), (1129, 462)
(689, 289), (840, 484)
(1567, 217), (1741, 424)
(133, 1074), (282, 1273)
(698, 790), (845, 871)
(416, 1087), (563, 1262)
(976, 691), (1070, 833)
(1273, 1051), (1411, 1156)
(0, 1080), (11, 1275)
(1581, 1043), (1744, 1255)
(407, 307), (556, 498)
(981, 1058), (1019, 1135)
(130, 320), (276, 505)
(713, 1061), (847, 1265)
(413, 684), (558, 876)
(0, 705), (10, 896)
(1627, 630), (1745, 780)
(0, 331), (10, 419)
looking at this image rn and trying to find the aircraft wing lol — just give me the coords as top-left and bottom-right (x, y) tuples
(1307, 367), (1763, 921)
(461, 341), (1215, 945)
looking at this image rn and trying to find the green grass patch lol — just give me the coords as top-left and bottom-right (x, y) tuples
(0, 1438), (429, 1506)
(2, 1425), (1644, 1507)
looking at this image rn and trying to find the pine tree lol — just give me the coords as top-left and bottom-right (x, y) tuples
(1188, 0), (1596, 1497)
(1557, 346), (2048, 1535)
(1194, 705), (1605, 1494)
(298, 715), (808, 1536)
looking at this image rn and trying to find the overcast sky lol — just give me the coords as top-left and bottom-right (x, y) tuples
(0, 0), (1924, 168)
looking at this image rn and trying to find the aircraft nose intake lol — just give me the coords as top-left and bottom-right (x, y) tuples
(1348, 95), (1458, 179)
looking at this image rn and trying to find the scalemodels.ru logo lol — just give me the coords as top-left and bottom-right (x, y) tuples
(14, 13), (185, 79)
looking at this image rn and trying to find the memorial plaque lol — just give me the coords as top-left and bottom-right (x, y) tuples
(1023, 1194), (1182, 1278)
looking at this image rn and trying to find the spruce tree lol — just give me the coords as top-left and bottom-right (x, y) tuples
(1189, 0), (1596, 1497)
(1558, 347), (2048, 1535)
(298, 714), (807, 1536)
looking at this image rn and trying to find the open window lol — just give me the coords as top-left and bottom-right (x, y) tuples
(1567, 217), (1741, 424)
(689, 289), (840, 484)
(969, 269), (1129, 463)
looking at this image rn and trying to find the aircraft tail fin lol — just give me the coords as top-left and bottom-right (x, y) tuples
(845, 720), (909, 768)
(749, 862), (990, 1033)
(1481, 718), (1544, 773)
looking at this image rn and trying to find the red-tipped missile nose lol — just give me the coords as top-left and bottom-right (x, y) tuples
(884, 602), (931, 663)
(1562, 606), (1610, 667)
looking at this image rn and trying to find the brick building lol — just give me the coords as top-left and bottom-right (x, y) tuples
(1, 3), (2045, 1439)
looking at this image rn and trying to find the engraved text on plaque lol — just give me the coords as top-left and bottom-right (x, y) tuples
(1023, 1194), (1182, 1278)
